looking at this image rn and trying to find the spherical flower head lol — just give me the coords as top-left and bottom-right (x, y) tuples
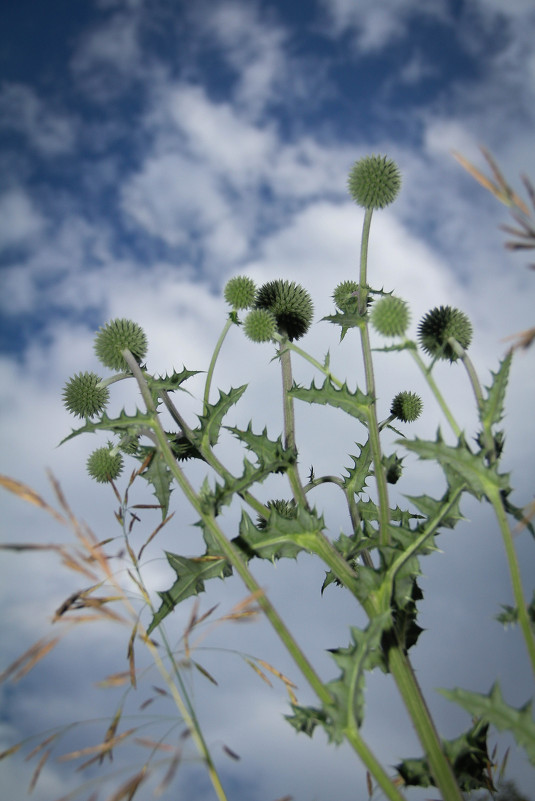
(119, 434), (139, 455)
(418, 306), (473, 362)
(333, 281), (360, 313)
(255, 280), (314, 341)
(391, 391), (423, 423)
(243, 309), (277, 342)
(87, 446), (123, 483)
(94, 319), (148, 371)
(63, 372), (109, 419)
(371, 296), (410, 337)
(348, 155), (401, 209)
(257, 499), (297, 530)
(224, 276), (257, 309)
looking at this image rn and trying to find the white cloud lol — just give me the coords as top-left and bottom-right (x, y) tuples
(0, 83), (76, 156)
(0, 188), (45, 250)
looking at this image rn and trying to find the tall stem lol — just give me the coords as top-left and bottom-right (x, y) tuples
(279, 336), (309, 507)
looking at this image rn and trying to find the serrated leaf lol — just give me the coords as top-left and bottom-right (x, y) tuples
(140, 452), (173, 518)
(343, 441), (372, 496)
(405, 490), (465, 530)
(225, 423), (296, 473)
(400, 431), (510, 500)
(397, 720), (491, 791)
(59, 408), (155, 445)
(289, 378), (372, 426)
(321, 311), (364, 340)
(439, 683), (535, 766)
(147, 368), (202, 394)
(480, 352), (512, 430)
(147, 552), (232, 633)
(233, 506), (325, 562)
(197, 386), (248, 447)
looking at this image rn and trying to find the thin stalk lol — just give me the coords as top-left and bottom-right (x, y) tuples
(487, 487), (535, 677)
(409, 348), (462, 437)
(204, 316), (234, 411)
(278, 336), (309, 507)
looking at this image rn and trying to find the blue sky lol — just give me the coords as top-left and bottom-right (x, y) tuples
(1, 1), (535, 800)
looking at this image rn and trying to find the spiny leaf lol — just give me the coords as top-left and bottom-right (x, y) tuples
(59, 408), (155, 445)
(148, 552), (232, 633)
(405, 490), (465, 530)
(147, 368), (202, 394)
(233, 506), (325, 563)
(400, 431), (510, 500)
(438, 683), (535, 766)
(197, 385), (248, 447)
(321, 311), (364, 340)
(343, 441), (372, 496)
(225, 423), (296, 472)
(397, 720), (491, 791)
(480, 352), (513, 430)
(289, 378), (372, 426)
(139, 452), (173, 519)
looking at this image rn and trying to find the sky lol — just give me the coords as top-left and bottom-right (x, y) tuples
(1, 0), (535, 799)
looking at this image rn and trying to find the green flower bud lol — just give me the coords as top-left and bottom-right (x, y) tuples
(224, 276), (257, 309)
(255, 280), (314, 341)
(332, 280), (360, 313)
(62, 372), (110, 419)
(243, 309), (277, 342)
(371, 296), (410, 337)
(383, 453), (403, 484)
(348, 155), (401, 209)
(391, 391), (423, 423)
(418, 306), (473, 362)
(94, 319), (148, 371)
(118, 434), (140, 455)
(87, 446), (123, 483)
(257, 499), (297, 530)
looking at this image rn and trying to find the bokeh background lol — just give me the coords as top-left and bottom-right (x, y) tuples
(1, 1), (534, 799)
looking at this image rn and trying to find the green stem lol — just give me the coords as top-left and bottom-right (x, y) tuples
(278, 336), (309, 507)
(409, 348), (461, 438)
(204, 316), (234, 411)
(488, 487), (535, 677)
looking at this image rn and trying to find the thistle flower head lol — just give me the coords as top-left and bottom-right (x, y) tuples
(243, 309), (277, 343)
(371, 296), (410, 337)
(390, 391), (423, 423)
(257, 499), (297, 530)
(348, 155), (402, 209)
(224, 276), (257, 310)
(94, 319), (148, 371)
(255, 280), (313, 341)
(418, 306), (473, 362)
(87, 445), (123, 483)
(332, 280), (360, 313)
(62, 372), (109, 419)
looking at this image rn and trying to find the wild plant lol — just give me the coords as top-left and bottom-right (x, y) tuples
(1, 154), (534, 801)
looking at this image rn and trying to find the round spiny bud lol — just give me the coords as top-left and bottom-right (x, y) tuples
(348, 155), (401, 209)
(224, 276), (257, 309)
(418, 306), (473, 362)
(62, 372), (110, 419)
(255, 280), (314, 341)
(333, 280), (360, 313)
(118, 434), (139, 455)
(257, 499), (297, 530)
(87, 446), (123, 483)
(390, 391), (423, 423)
(94, 319), (148, 371)
(371, 296), (410, 337)
(243, 309), (277, 342)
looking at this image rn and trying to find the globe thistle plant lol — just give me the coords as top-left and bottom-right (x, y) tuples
(63, 372), (110, 419)
(348, 155), (402, 210)
(94, 319), (148, 371)
(255, 280), (314, 341)
(224, 276), (257, 310)
(418, 306), (473, 362)
(371, 296), (410, 337)
(333, 280), (360, 313)
(87, 445), (123, 483)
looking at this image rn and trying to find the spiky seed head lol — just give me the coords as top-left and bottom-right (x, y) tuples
(257, 499), (297, 530)
(87, 446), (123, 483)
(333, 280), (360, 313)
(118, 434), (139, 455)
(62, 372), (110, 419)
(94, 319), (148, 371)
(243, 309), (277, 342)
(348, 155), (402, 209)
(390, 391), (423, 423)
(371, 296), (410, 337)
(255, 280), (314, 341)
(224, 276), (257, 309)
(418, 306), (473, 361)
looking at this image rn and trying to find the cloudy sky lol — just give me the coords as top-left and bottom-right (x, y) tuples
(1, 1), (535, 799)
